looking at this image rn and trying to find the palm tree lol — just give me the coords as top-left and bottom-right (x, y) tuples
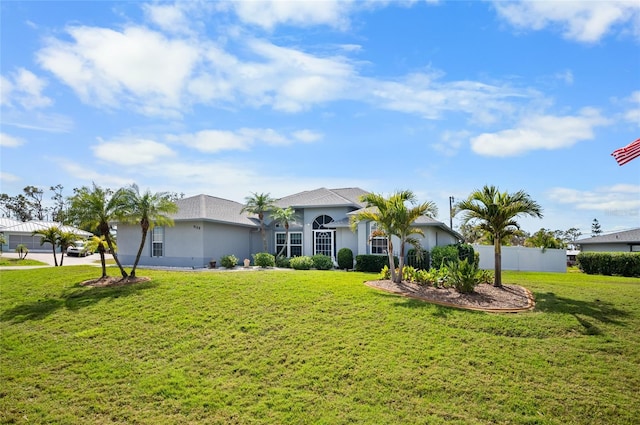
(85, 235), (111, 278)
(455, 185), (543, 287)
(68, 183), (129, 278)
(241, 192), (276, 252)
(121, 184), (178, 277)
(271, 206), (299, 257)
(32, 226), (60, 266)
(57, 231), (79, 266)
(351, 190), (437, 284)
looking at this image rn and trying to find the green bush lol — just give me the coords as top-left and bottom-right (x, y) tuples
(455, 244), (477, 267)
(406, 248), (429, 270)
(337, 248), (354, 270)
(311, 254), (334, 270)
(447, 259), (483, 294)
(355, 255), (398, 273)
(275, 255), (290, 268)
(253, 252), (275, 268)
(290, 256), (314, 270)
(577, 252), (640, 277)
(430, 245), (458, 269)
(220, 254), (238, 269)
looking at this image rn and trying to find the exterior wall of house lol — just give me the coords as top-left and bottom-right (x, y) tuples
(203, 222), (255, 266)
(7, 233), (55, 252)
(580, 243), (635, 252)
(301, 207), (355, 258)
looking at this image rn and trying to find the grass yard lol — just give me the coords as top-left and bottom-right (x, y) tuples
(1, 267), (639, 424)
(0, 257), (48, 267)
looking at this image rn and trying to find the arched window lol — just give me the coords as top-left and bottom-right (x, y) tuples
(312, 215), (334, 229)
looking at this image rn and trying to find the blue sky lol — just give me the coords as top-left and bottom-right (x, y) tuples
(1, 0), (639, 236)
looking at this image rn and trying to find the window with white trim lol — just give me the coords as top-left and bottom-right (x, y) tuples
(151, 226), (164, 257)
(275, 232), (303, 257)
(370, 223), (387, 255)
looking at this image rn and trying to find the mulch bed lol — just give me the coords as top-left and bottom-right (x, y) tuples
(80, 276), (151, 287)
(365, 280), (535, 312)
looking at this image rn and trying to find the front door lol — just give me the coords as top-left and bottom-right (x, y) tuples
(312, 215), (335, 259)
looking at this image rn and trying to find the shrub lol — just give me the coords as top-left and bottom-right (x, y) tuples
(290, 256), (314, 270)
(406, 248), (429, 270)
(430, 245), (458, 269)
(253, 252), (275, 268)
(355, 255), (398, 273)
(455, 244), (477, 267)
(220, 254), (238, 269)
(478, 269), (494, 285)
(402, 265), (417, 282)
(577, 252), (640, 277)
(337, 248), (354, 270)
(311, 254), (334, 270)
(447, 259), (483, 294)
(275, 255), (290, 268)
(15, 244), (29, 260)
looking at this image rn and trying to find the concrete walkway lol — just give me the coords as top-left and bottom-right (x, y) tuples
(0, 252), (113, 269)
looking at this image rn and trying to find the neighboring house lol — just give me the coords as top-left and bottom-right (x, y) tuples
(575, 228), (640, 253)
(117, 187), (462, 269)
(0, 219), (93, 252)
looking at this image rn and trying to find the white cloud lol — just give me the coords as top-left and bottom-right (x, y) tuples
(292, 129), (323, 143)
(168, 127), (320, 153)
(470, 108), (610, 157)
(37, 26), (200, 115)
(55, 158), (133, 188)
(0, 133), (24, 148)
(231, 0), (352, 30)
(1, 68), (52, 109)
(432, 130), (471, 156)
(547, 184), (640, 213)
(493, 0), (640, 43)
(92, 138), (176, 165)
(0, 172), (21, 183)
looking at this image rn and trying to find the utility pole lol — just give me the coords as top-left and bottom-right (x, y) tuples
(449, 196), (455, 229)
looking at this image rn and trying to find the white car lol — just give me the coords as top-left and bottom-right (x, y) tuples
(67, 241), (91, 257)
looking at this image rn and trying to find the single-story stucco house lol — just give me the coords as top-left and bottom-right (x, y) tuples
(575, 228), (640, 253)
(116, 187), (462, 269)
(0, 218), (93, 252)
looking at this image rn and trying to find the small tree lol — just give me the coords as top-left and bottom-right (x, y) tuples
(85, 235), (111, 278)
(32, 226), (60, 267)
(57, 231), (79, 266)
(16, 244), (28, 260)
(241, 192), (276, 252)
(0, 233), (6, 255)
(591, 219), (602, 237)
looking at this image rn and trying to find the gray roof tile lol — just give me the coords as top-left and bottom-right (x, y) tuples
(275, 187), (368, 208)
(576, 228), (640, 244)
(174, 194), (258, 227)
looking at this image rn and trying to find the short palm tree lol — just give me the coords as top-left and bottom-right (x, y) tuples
(32, 226), (60, 267)
(351, 190), (437, 284)
(271, 206), (299, 257)
(85, 235), (111, 278)
(68, 183), (129, 278)
(57, 231), (79, 266)
(121, 184), (178, 277)
(241, 192), (276, 252)
(455, 185), (543, 287)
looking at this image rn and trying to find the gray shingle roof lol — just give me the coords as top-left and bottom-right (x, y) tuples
(576, 228), (640, 244)
(173, 194), (258, 227)
(275, 187), (368, 208)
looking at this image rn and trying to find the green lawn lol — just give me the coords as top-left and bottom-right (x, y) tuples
(1, 267), (639, 424)
(0, 257), (48, 267)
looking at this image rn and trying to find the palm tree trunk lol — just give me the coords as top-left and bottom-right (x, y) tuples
(130, 221), (149, 278)
(387, 237), (397, 282)
(99, 250), (107, 278)
(59, 249), (64, 266)
(396, 239), (405, 284)
(102, 223), (128, 278)
(51, 244), (58, 267)
(494, 240), (502, 287)
(260, 214), (267, 252)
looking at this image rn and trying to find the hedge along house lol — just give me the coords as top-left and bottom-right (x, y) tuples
(116, 187), (462, 269)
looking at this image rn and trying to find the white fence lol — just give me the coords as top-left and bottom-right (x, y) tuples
(473, 244), (566, 273)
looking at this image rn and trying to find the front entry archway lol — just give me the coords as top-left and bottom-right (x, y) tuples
(312, 215), (335, 259)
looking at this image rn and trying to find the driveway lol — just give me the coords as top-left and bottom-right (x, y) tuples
(1, 251), (113, 268)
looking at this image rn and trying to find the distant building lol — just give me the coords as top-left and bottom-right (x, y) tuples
(575, 228), (640, 253)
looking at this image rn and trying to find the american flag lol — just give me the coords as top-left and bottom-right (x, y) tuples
(611, 138), (640, 166)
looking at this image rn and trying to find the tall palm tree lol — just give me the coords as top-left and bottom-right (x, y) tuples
(68, 183), (129, 278)
(241, 192), (276, 252)
(32, 226), (60, 267)
(455, 185), (543, 287)
(121, 184), (178, 277)
(271, 206), (299, 257)
(351, 190), (437, 284)
(85, 235), (111, 278)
